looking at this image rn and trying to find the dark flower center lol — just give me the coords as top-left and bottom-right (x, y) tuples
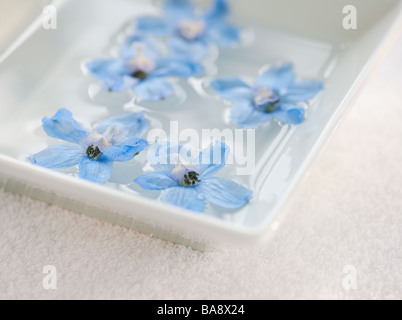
(86, 145), (102, 160)
(131, 70), (148, 80)
(265, 102), (278, 113)
(254, 101), (280, 114)
(254, 88), (280, 113)
(183, 171), (201, 187)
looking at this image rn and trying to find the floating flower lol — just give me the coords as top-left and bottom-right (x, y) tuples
(211, 63), (323, 128)
(134, 141), (252, 212)
(85, 35), (204, 100)
(29, 109), (149, 184)
(136, 0), (240, 61)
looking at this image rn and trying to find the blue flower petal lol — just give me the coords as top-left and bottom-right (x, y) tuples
(134, 172), (178, 190)
(86, 59), (138, 92)
(95, 112), (150, 144)
(135, 17), (170, 36)
(42, 108), (88, 144)
(29, 144), (84, 169)
(152, 57), (204, 78)
(86, 59), (125, 77)
(162, 187), (206, 212)
(148, 142), (182, 172)
(103, 146), (136, 162)
(134, 77), (174, 100)
(198, 142), (230, 178)
(167, 37), (207, 61)
(120, 136), (149, 148)
(211, 77), (253, 102)
(206, 22), (240, 46)
(79, 157), (113, 184)
(272, 103), (305, 125)
(164, 0), (195, 19)
(282, 80), (323, 103)
(119, 136), (149, 148)
(204, 0), (229, 22)
(103, 138), (148, 162)
(231, 100), (274, 128)
(198, 177), (252, 209)
(255, 62), (295, 91)
(112, 76), (139, 92)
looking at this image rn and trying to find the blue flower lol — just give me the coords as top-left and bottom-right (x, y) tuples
(29, 109), (150, 184)
(86, 35), (204, 100)
(134, 141), (252, 212)
(136, 0), (240, 61)
(211, 63), (323, 128)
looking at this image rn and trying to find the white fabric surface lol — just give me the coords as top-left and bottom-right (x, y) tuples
(1, 34), (402, 300)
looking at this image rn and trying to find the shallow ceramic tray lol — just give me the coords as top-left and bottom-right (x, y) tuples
(0, 0), (401, 250)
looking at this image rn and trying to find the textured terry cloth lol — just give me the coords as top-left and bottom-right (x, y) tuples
(1, 38), (402, 301)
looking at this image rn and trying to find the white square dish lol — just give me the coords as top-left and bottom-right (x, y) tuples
(0, 0), (401, 250)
